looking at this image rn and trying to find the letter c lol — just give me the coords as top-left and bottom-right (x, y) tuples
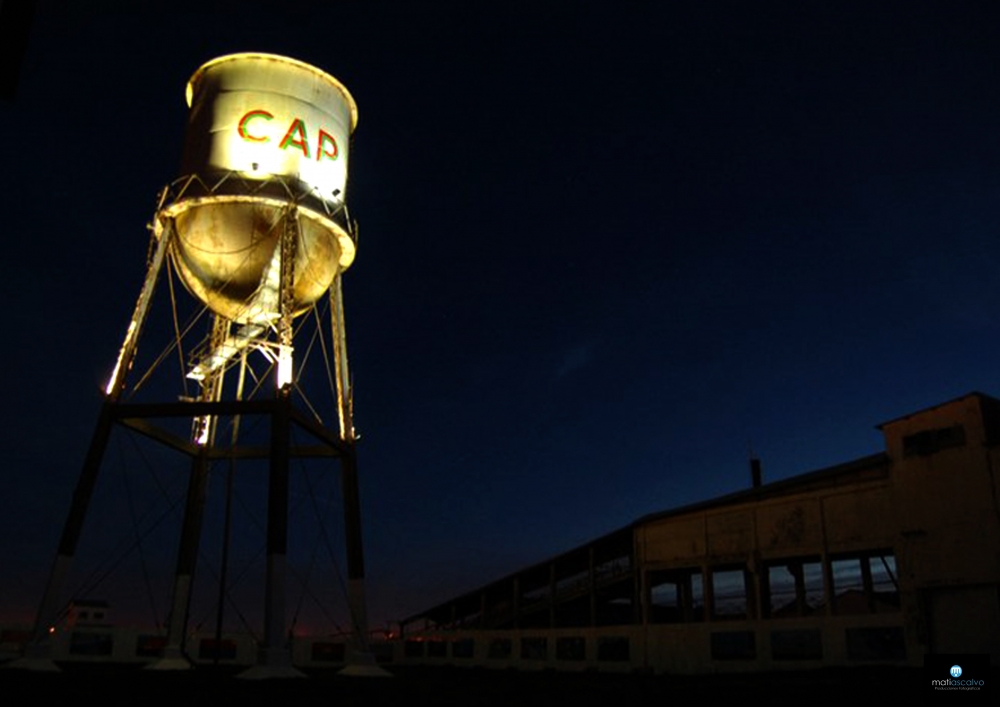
(238, 110), (274, 142)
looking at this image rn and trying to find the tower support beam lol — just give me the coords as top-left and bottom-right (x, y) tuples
(10, 218), (173, 671)
(14, 139), (379, 677)
(329, 275), (388, 676)
(106, 214), (174, 399)
(150, 315), (229, 670)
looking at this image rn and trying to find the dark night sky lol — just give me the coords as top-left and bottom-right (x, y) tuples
(2, 1), (1000, 634)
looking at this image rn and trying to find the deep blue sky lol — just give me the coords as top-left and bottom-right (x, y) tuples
(2, 1), (1000, 633)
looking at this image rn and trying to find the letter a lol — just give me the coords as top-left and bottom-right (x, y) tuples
(279, 118), (310, 158)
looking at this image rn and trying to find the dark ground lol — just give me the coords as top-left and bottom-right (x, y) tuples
(0, 663), (944, 705)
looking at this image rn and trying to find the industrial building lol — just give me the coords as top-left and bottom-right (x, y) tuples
(3, 392), (998, 673)
(397, 392), (1000, 673)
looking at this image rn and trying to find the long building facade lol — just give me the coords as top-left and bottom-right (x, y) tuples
(397, 392), (1000, 673)
(3, 392), (998, 673)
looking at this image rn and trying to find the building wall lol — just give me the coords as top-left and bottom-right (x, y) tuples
(632, 394), (1000, 671)
(636, 473), (906, 672)
(401, 393), (1000, 673)
(881, 395), (1000, 659)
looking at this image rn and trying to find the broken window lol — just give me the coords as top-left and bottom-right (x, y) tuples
(765, 557), (824, 618)
(647, 568), (704, 623)
(831, 551), (899, 614)
(649, 575), (679, 623)
(711, 567), (748, 620)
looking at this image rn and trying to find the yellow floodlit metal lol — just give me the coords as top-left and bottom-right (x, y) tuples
(160, 53), (359, 325)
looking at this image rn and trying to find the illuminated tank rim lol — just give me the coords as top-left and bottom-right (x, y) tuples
(184, 52), (359, 132)
(159, 194), (357, 270)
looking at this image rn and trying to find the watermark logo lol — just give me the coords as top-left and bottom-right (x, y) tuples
(924, 653), (989, 704)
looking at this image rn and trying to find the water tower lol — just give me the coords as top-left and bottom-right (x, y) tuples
(19, 53), (377, 677)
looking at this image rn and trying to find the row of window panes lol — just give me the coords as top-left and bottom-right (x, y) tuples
(405, 636), (629, 662)
(402, 626), (905, 663)
(648, 553), (898, 622)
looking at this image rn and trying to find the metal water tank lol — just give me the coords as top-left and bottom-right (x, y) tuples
(159, 53), (358, 324)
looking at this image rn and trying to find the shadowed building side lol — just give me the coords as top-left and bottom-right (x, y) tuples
(398, 392), (1000, 674)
